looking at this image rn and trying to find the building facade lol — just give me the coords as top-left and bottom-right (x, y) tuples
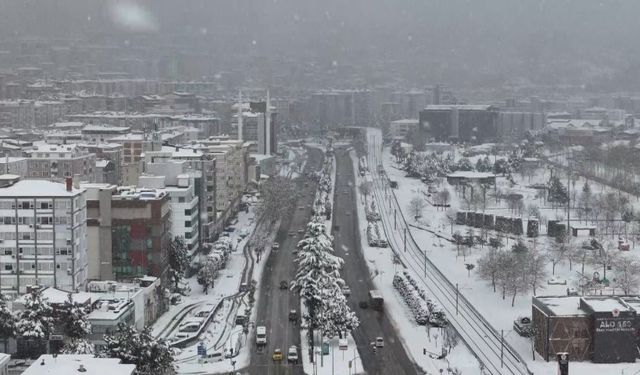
(0, 175), (88, 296)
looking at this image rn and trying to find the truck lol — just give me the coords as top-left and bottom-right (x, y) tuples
(369, 290), (384, 311)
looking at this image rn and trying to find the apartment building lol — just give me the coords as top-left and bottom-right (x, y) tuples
(0, 175), (88, 296)
(139, 171), (200, 252)
(143, 146), (216, 242)
(24, 141), (96, 182)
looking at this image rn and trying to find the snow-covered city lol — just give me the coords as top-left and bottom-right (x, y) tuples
(2, 2), (640, 375)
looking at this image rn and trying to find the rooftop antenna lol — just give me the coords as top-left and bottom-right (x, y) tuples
(237, 90), (243, 141)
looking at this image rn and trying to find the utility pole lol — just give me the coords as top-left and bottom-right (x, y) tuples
(404, 228), (407, 253)
(456, 283), (459, 315)
(394, 209), (397, 230)
(501, 330), (505, 368)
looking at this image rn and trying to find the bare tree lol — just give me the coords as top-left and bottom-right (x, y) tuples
(257, 176), (299, 223)
(525, 249), (548, 296)
(613, 254), (640, 294)
(445, 210), (457, 234)
(478, 247), (502, 292)
(439, 189), (451, 210)
(408, 195), (427, 219)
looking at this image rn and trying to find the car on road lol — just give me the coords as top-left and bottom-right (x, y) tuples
(375, 337), (384, 348)
(272, 348), (283, 362)
(297, 228), (304, 234)
(256, 326), (267, 345)
(548, 276), (567, 285)
(287, 346), (299, 363)
(514, 316), (534, 337)
(289, 231), (295, 236)
(280, 280), (288, 290)
(342, 286), (351, 296)
(289, 309), (298, 322)
(272, 242), (280, 251)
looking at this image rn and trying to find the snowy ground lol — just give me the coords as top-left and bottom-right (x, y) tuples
(351, 151), (483, 375)
(374, 130), (640, 374)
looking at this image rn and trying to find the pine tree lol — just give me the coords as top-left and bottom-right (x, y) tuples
(0, 293), (16, 353)
(15, 289), (54, 340)
(100, 323), (174, 375)
(59, 293), (91, 339)
(317, 289), (360, 339)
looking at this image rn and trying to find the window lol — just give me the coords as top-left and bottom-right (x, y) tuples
(185, 221), (191, 227)
(4, 250), (11, 255)
(184, 209), (191, 216)
(4, 265), (12, 271)
(178, 197), (185, 203)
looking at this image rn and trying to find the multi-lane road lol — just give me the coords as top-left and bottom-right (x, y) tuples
(247, 147), (322, 375)
(333, 147), (420, 375)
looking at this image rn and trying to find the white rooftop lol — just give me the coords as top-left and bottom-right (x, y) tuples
(0, 178), (83, 197)
(14, 287), (92, 306)
(446, 171), (496, 179)
(536, 296), (587, 316)
(22, 355), (135, 375)
(582, 297), (632, 313)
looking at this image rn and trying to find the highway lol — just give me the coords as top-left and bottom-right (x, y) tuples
(247, 147), (323, 375)
(333, 147), (421, 375)
(366, 130), (533, 375)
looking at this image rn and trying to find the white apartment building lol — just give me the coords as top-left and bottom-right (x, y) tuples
(0, 175), (88, 296)
(143, 146), (216, 241)
(138, 172), (200, 252)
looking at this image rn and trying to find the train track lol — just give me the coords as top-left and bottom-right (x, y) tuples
(364, 135), (533, 375)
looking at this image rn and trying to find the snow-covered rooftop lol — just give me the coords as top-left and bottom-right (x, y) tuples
(22, 355), (135, 375)
(535, 296), (586, 316)
(581, 297), (632, 313)
(82, 124), (130, 133)
(424, 104), (494, 111)
(13, 287), (92, 306)
(0, 178), (83, 197)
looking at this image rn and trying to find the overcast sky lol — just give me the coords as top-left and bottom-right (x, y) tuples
(1, 0), (638, 88)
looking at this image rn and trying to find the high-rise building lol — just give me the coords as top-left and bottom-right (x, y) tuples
(0, 175), (88, 296)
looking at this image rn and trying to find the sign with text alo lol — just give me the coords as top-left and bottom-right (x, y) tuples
(339, 339), (348, 351)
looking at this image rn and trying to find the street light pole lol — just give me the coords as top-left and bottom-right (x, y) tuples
(456, 283), (459, 315)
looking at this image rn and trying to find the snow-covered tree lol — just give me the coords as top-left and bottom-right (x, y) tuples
(100, 323), (174, 375)
(58, 293), (91, 339)
(478, 247), (501, 292)
(408, 195), (427, 219)
(317, 289), (360, 339)
(62, 338), (94, 355)
(292, 222), (345, 354)
(613, 254), (640, 294)
(15, 289), (54, 340)
(0, 293), (16, 353)
(168, 236), (190, 294)
(258, 176), (299, 223)
(197, 257), (219, 294)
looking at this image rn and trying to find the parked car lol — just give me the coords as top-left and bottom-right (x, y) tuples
(375, 337), (384, 348)
(287, 346), (299, 363)
(566, 287), (579, 296)
(272, 242), (280, 251)
(548, 276), (567, 285)
(513, 316), (534, 337)
(280, 280), (288, 290)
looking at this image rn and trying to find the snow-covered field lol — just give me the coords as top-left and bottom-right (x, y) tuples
(351, 150), (483, 375)
(370, 128), (640, 374)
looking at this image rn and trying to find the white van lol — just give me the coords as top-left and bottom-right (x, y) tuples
(256, 326), (267, 345)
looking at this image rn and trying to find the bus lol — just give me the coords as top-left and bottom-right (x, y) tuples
(369, 290), (384, 311)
